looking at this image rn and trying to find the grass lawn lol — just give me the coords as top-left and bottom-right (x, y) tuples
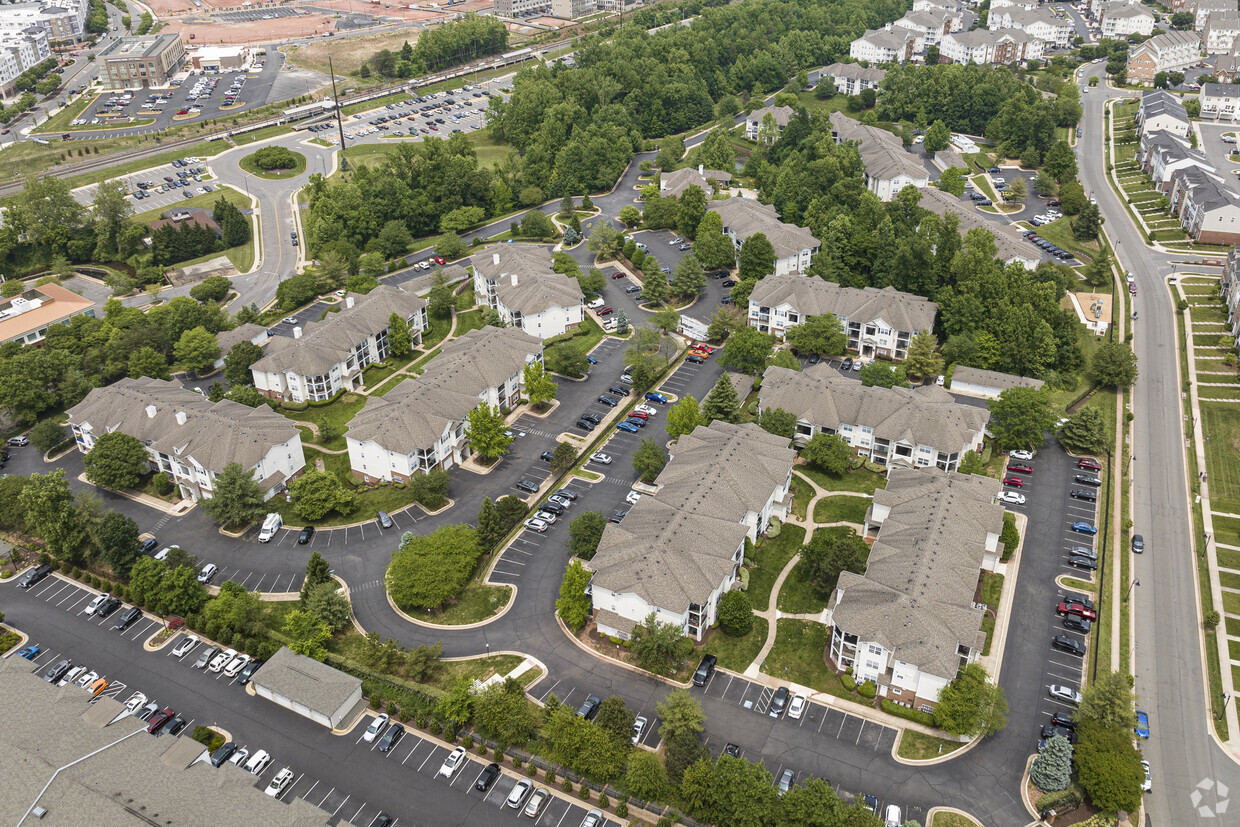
(1215, 514), (1240, 548)
(230, 123), (294, 147)
(1217, 546), (1240, 571)
(1062, 576), (1097, 593)
(415, 584), (511, 626)
(239, 149), (307, 180)
(747, 524), (807, 612)
(35, 93), (95, 134)
(776, 557), (832, 615)
(1221, 571), (1240, 591)
(1201, 403), (1240, 515)
(454, 309), (485, 336)
(362, 352), (417, 387)
(760, 619), (845, 695)
(812, 496), (868, 525)
(266, 478), (422, 527)
(277, 392), (368, 450)
(1027, 217), (1102, 263)
(372, 373), (410, 397)
(1228, 617), (1240, 637)
(980, 571), (1005, 656)
(701, 616), (768, 673)
(1223, 591), (1240, 616)
(131, 185), (250, 225)
(798, 465), (887, 495)
(791, 473), (813, 521)
(930, 813), (982, 827)
(793, 90), (853, 117)
(898, 730), (965, 761)
(421, 314), (452, 351)
(304, 446), (351, 479)
(465, 130), (512, 169)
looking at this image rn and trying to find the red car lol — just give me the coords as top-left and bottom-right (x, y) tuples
(1077, 458), (1101, 471)
(1002, 476), (1024, 488)
(627, 410), (648, 420)
(433, 256), (446, 265)
(610, 271), (626, 279)
(693, 344), (716, 353)
(1058, 602), (1098, 621)
(598, 306), (614, 316)
(1008, 464), (1034, 474)
(147, 708), (176, 735)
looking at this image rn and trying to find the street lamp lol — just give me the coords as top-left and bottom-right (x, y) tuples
(1124, 578), (1140, 603)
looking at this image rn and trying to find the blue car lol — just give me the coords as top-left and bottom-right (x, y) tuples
(17, 644), (40, 660)
(1135, 709), (1150, 739)
(1071, 521), (1098, 535)
(616, 421), (640, 432)
(598, 395), (619, 407)
(586, 355), (598, 365)
(645, 392), (668, 404)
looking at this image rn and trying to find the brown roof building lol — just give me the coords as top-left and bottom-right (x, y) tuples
(0, 282), (97, 346)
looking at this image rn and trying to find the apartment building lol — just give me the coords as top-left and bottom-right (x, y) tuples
(345, 326), (543, 483)
(759, 364), (990, 470)
(1136, 89), (1191, 138)
(1137, 129), (1215, 190)
(1126, 30), (1202, 85)
(849, 28), (916, 64)
(745, 104), (796, 143)
(1201, 81), (1240, 120)
(988, 7), (1072, 48)
(1098, 1), (1155, 37)
(747, 273), (937, 360)
(472, 244), (584, 339)
(1220, 246), (1240, 347)
(916, 186), (1042, 268)
(708, 198), (819, 277)
(251, 285), (427, 403)
(1195, 0), (1235, 30)
(1205, 10), (1240, 53)
(820, 62), (887, 96)
(1170, 165), (1240, 244)
(492, 0), (551, 17)
(827, 467), (1005, 712)
(0, 0), (85, 44)
(939, 28), (1045, 65)
(587, 421), (795, 642)
(659, 165), (732, 197)
(66, 377), (305, 502)
(831, 113), (930, 201)
(890, 10), (954, 47)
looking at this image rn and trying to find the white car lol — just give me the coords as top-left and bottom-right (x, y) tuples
(209, 648), (237, 673)
(282, 317), (299, 325)
(535, 510), (557, 524)
(884, 804), (903, 827)
(635, 404), (658, 416)
(548, 495), (573, 509)
(523, 518), (549, 533)
(75, 670), (99, 689)
(223, 654), (251, 677)
(85, 592), (111, 617)
(228, 748), (249, 766)
(625, 490), (642, 505)
(631, 715), (647, 745)
(245, 749), (272, 775)
(172, 635), (198, 657)
(1049, 684), (1083, 705)
(438, 746), (467, 778)
(124, 692), (148, 714)
(1009, 450), (1034, 460)
(788, 693), (807, 720)
(997, 491), (1026, 505)
(1141, 760), (1152, 792)
(363, 713), (389, 743)
(913, 134), (924, 143)
(265, 767), (295, 797)
(589, 452), (612, 465)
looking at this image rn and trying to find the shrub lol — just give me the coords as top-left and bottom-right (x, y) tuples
(616, 801), (629, 818)
(1035, 787), (1082, 812)
(562, 778), (573, 792)
(579, 783), (591, 800)
(880, 699), (936, 727)
(842, 674), (856, 691)
(599, 794), (610, 808)
(527, 763), (538, 777)
(494, 747), (504, 761)
(512, 755), (523, 769)
(857, 680), (877, 699)
(546, 768), (557, 783)
(462, 735), (474, 750)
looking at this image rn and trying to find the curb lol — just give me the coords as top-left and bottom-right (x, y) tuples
(383, 574), (516, 631)
(554, 613), (693, 689)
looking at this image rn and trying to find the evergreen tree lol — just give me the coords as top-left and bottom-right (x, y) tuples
(701, 374), (742, 424)
(387, 312), (413, 358)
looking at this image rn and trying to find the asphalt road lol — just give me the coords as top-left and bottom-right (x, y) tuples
(1076, 70), (1240, 821)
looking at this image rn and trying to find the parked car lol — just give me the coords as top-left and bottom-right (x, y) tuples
(17, 643), (40, 660)
(778, 769), (795, 796)
(209, 648), (237, 672)
(616, 421), (640, 432)
(266, 768), (295, 797)
(769, 686), (790, 718)
(172, 635), (198, 658)
(1008, 463), (1033, 474)
(1135, 709), (1151, 739)
(1051, 635), (1086, 656)
(85, 592), (112, 617)
(377, 510), (394, 529)
(632, 716), (647, 745)
(1071, 521), (1098, 535)
(1049, 684), (1083, 704)
(523, 518), (549, 533)
(224, 654), (252, 677)
(645, 392), (668, 404)
(210, 741), (239, 767)
(378, 721), (406, 753)
(1132, 534), (1145, 553)
(597, 395), (619, 407)
(997, 491), (1026, 504)
(506, 779), (534, 808)
(1074, 474), (1102, 486)
(1062, 615), (1092, 633)
(147, 708), (176, 734)
(44, 659), (72, 683)
(577, 695), (602, 720)
(516, 479), (539, 493)
(589, 452), (612, 464)
(1058, 601), (1098, 621)
(1002, 476), (1024, 488)
(245, 750), (273, 775)
(194, 646), (219, 669)
(1070, 488), (1097, 502)
(113, 606), (141, 631)
(197, 562), (218, 583)
(693, 654), (717, 687)
(788, 693), (808, 720)
(297, 526), (315, 545)
(1067, 553), (1098, 570)
(524, 788), (550, 817)
(238, 659), (264, 684)
(1077, 458), (1102, 471)
(476, 762), (502, 791)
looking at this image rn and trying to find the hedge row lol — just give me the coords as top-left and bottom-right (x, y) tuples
(881, 699), (935, 727)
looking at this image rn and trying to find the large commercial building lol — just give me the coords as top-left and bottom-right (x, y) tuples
(99, 33), (186, 90)
(0, 282), (96, 346)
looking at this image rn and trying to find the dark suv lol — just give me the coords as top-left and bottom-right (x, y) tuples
(113, 606), (141, 630)
(1052, 635), (1086, 656)
(692, 654), (717, 687)
(577, 695), (602, 721)
(769, 686), (790, 718)
(18, 563), (52, 589)
(1132, 534), (1144, 553)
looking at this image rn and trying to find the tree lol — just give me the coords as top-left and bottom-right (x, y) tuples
(738, 233), (776, 281)
(283, 609), (332, 660)
(386, 312), (413, 358)
(1060, 180), (1088, 215)
(556, 558), (593, 630)
(702, 373), (742, 424)
(522, 359), (557, 409)
(578, 268), (606, 297)
(924, 119), (950, 153)
(902, 330), (943, 380)
(29, 419), (67, 453)
(784, 314), (846, 357)
(935, 167), (968, 197)
(305, 581), (352, 632)
(1172, 10), (1193, 28)
(128, 345), (172, 381)
(630, 611), (694, 676)
(568, 511), (606, 560)
(681, 755), (780, 827)
(988, 386), (1057, 451)
(173, 326), (220, 375)
(465, 404), (513, 462)
(801, 433), (852, 475)
(1074, 720), (1144, 813)
(651, 307), (680, 335)
(632, 437), (668, 484)
(859, 360), (908, 388)
(719, 326), (774, 375)
(1031, 734), (1074, 793)
(640, 261), (671, 306)
(358, 251), (385, 279)
(1043, 140), (1078, 184)
(657, 690), (707, 785)
(1090, 342), (1138, 388)
(520, 209), (555, 239)
(474, 678), (538, 744)
(160, 563), (210, 616)
(934, 664), (1009, 738)
(671, 252), (706, 297)
(667, 394), (701, 440)
(1082, 245), (1113, 289)
(1059, 406), (1109, 454)
(288, 469), (356, 521)
(595, 695), (636, 744)
(1072, 202), (1103, 241)
(83, 431), (150, 490)
(717, 590), (753, 636)
(706, 305), (745, 341)
(427, 269), (454, 319)
(200, 462), (267, 527)
(94, 511), (141, 577)
(655, 136), (685, 170)
(386, 524), (482, 610)
(958, 449), (986, 476)
(300, 551), (333, 604)
(677, 185), (707, 239)
(1003, 177), (1026, 202)
(758, 406), (797, 439)
(693, 210), (735, 271)
(586, 220), (623, 261)
(189, 275), (231, 303)
(440, 205), (486, 234)
(92, 178), (133, 259)
(1153, 71), (1168, 89)
(434, 232), (467, 261)
(623, 750), (670, 802)
(222, 341), (263, 386)
(1078, 670), (1139, 730)
(551, 441), (577, 476)
(802, 529), (868, 592)
(226, 385), (268, 408)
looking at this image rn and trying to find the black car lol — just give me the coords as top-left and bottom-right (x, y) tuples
(608, 508), (629, 524)
(1074, 474), (1102, 486)
(539, 500), (565, 516)
(552, 488), (578, 500)
(580, 413), (602, 425)
(113, 606), (142, 630)
(1040, 724), (1078, 743)
(476, 762), (502, 791)
(577, 695), (602, 720)
(686, 354), (704, 364)
(1062, 615), (1092, 633)
(377, 722), (405, 752)
(769, 686), (790, 718)
(1069, 488), (1097, 502)
(1067, 553), (1098, 570)
(709, 270), (728, 279)
(976, 198), (993, 206)
(608, 385), (630, 397)
(1051, 712), (1076, 730)
(238, 659), (263, 684)
(598, 395), (619, 407)
(721, 279), (737, 287)
(540, 451), (555, 462)
(140, 537), (158, 555)
(96, 597), (122, 618)
(576, 418), (597, 431)
(693, 654), (717, 687)
(298, 526), (315, 545)
(44, 658), (72, 683)
(165, 715), (188, 737)
(1132, 534), (1144, 553)
(516, 479), (539, 494)
(723, 743), (741, 758)
(210, 741), (238, 767)
(625, 417), (647, 428)
(1052, 635), (1086, 655)
(841, 357), (853, 370)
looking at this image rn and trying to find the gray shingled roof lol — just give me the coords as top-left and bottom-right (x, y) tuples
(216, 322), (267, 355)
(855, 27), (915, 51)
(473, 244), (584, 316)
(661, 166), (732, 197)
(252, 284), (426, 379)
(759, 364), (990, 453)
(822, 62), (888, 85)
(950, 365), (1045, 392)
(0, 657), (333, 826)
(1131, 28), (1201, 56)
(1202, 82), (1240, 98)
(1100, 1), (1152, 19)
(831, 113), (927, 182)
(252, 646), (362, 717)
(749, 272), (937, 334)
(748, 104), (795, 128)
(1140, 89), (1189, 123)
(916, 186), (1039, 263)
(67, 377), (299, 474)
(709, 199), (819, 262)
(830, 467), (1003, 680)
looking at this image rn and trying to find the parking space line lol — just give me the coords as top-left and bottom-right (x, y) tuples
(855, 719), (865, 745)
(332, 795), (351, 816)
(301, 779), (319, 801)
(317, 787), (335, 807)
(351, 803), (367, 823)
(417, 749), (436, 772)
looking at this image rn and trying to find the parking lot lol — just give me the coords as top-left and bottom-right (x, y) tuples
(74, 154), (222, 212)
(342, 88), (491, 145)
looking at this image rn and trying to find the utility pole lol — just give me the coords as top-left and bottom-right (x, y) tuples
(327, 55), (347, 172)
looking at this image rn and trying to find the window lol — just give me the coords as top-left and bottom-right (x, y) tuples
(868, 644), (882, 655)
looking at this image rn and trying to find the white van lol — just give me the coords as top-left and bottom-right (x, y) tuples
(1224, 135), (1237, 144)
(587, 297), (605, 310)
(257, 513), (282, 543)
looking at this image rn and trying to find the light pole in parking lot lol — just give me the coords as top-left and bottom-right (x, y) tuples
(1123, 578), (1140, 603)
